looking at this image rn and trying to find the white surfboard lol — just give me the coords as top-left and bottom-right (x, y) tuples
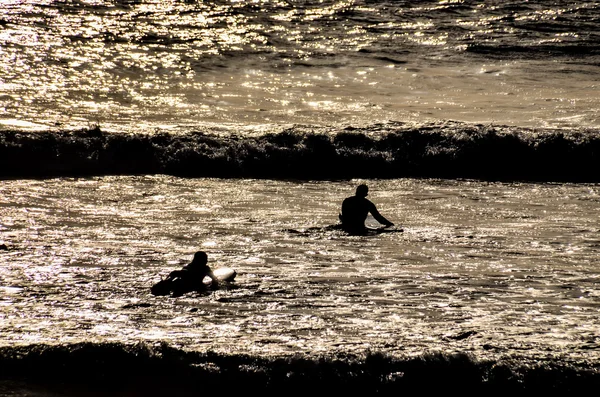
(205, 267), (237, 283)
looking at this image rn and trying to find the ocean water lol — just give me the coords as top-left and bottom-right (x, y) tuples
(1, 0), (600, 395)
(1, 176), (599, 394)
(2, 0), (599, 132)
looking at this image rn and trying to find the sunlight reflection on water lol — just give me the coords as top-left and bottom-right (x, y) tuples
(2, 1), (599, 131)
(0, 176), (599, 362)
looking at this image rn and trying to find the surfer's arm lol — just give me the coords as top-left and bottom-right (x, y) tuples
(206, 268), (219, 285)
(368, 202), (394, 227)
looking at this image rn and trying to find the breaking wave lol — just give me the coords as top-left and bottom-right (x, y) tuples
(0, 342), (598, 395)
(2, 121), (599, 182)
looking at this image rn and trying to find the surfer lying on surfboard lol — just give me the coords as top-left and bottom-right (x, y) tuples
(151, 251), (221, 297)
(339, 184), (395, 235)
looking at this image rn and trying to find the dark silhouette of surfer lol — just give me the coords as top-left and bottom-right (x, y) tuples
(151, 251), (219, 297)
(339, 184), (394, 235)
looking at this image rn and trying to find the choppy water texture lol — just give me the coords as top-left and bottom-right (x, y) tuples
(1, 176), (599, 364)
(1, 1), (600, 394)
(1, 0), (599, 132)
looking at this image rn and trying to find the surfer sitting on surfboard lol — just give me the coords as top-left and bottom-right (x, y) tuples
(339, 184), (394, 235)
(152, 251), (219, 297)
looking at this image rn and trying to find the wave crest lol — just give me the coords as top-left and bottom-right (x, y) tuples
(1, 122), (599, 182)
(0, 342), (598, 394)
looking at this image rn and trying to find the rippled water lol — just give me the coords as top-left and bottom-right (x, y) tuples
(1, 176), (599, 362)
(2, 3), (600, 388)
(2, 0), (599, 132)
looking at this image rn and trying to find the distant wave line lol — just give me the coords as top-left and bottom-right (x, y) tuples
(1, 121), (599, 182)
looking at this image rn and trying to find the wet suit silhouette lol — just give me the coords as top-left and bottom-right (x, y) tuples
(151, 251), (219, 297)
(339, 184), (394, 235)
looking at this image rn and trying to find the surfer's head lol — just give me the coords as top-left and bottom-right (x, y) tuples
(356, 184), (368, 197)
(192, 251), (208, 266)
